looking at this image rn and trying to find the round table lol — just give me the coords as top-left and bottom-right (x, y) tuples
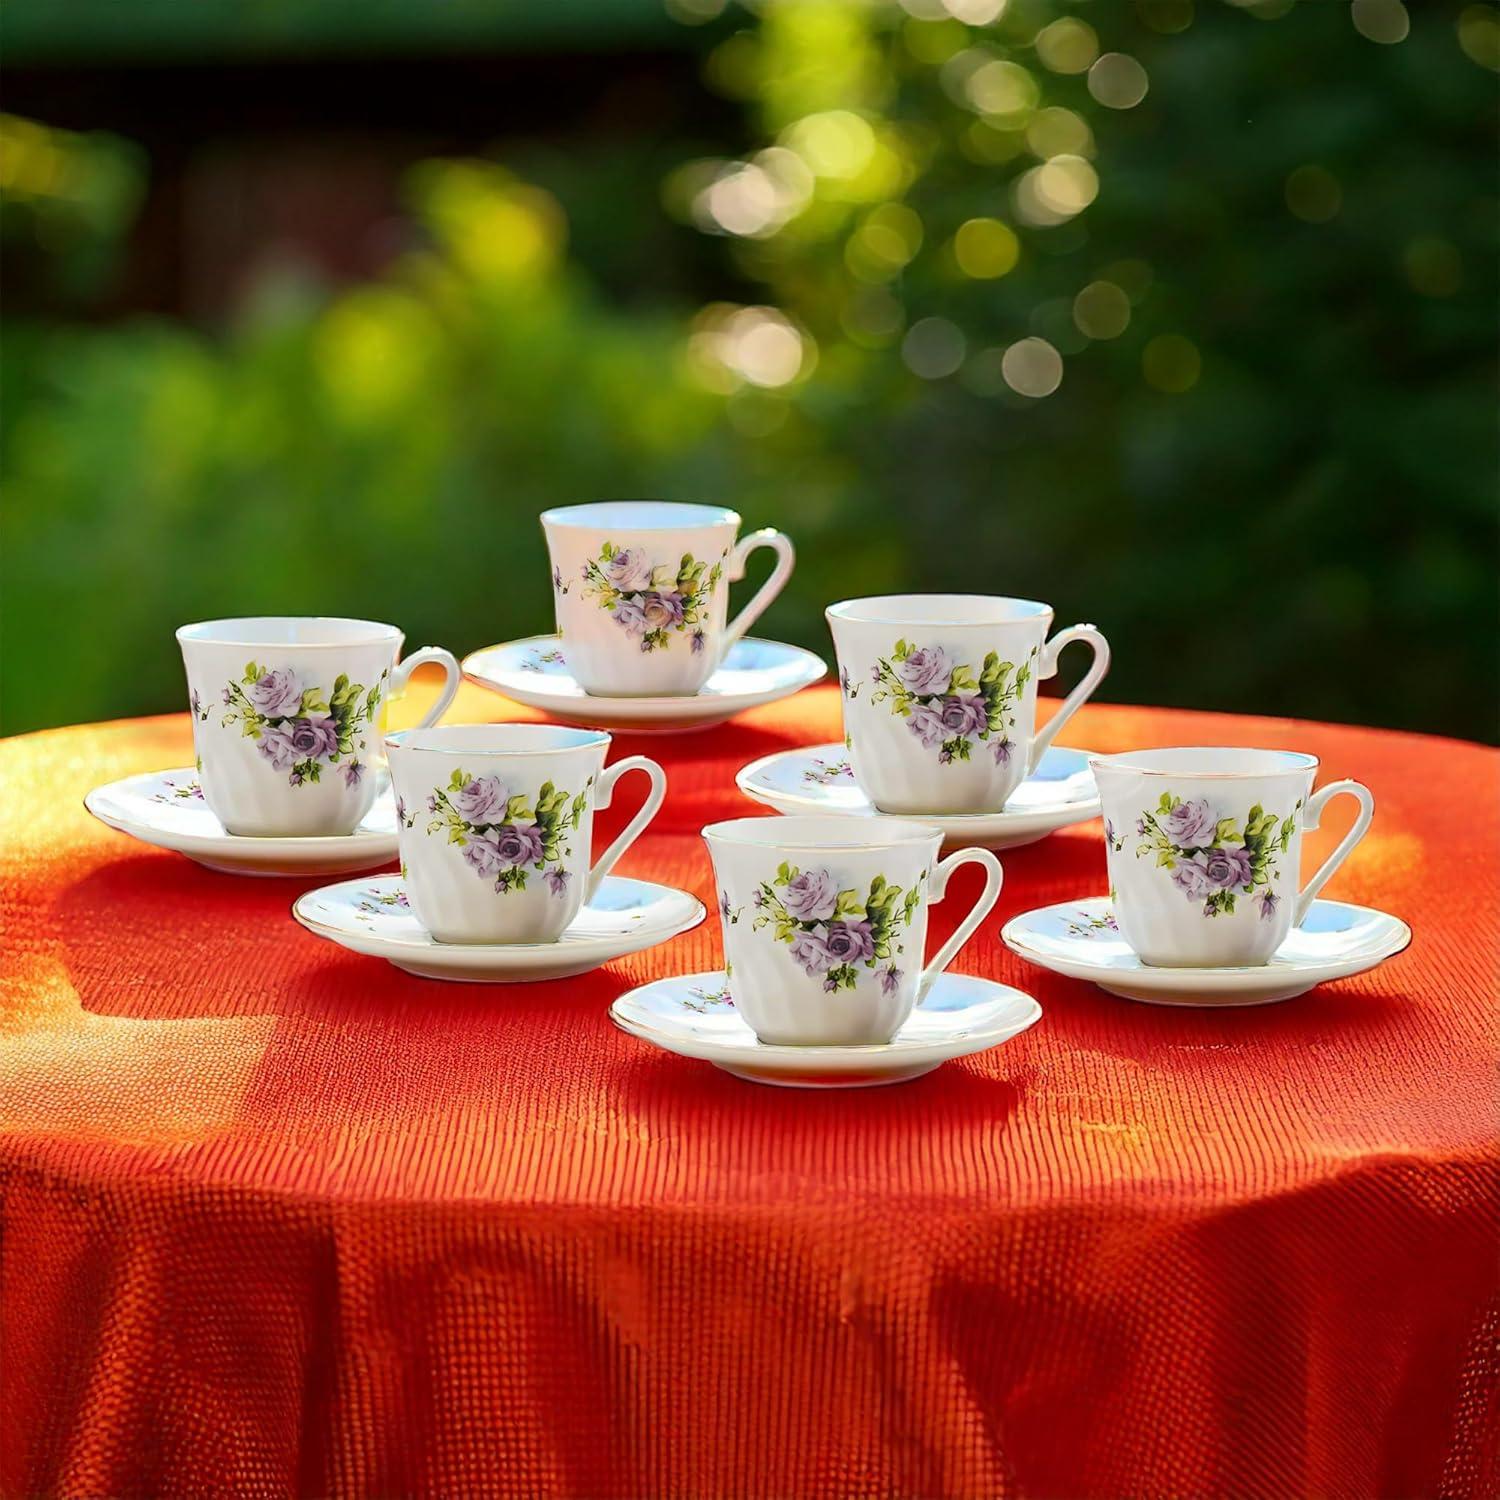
(2, 682), (1495, 1499)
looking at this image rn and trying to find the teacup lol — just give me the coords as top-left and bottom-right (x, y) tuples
(179, 616), (460, 837)
(702, 815), (1003, 1045)
(1092, 747), (1375, 967)
(827, 595), (1110, 815)
(386, 724), (666, 944)
(542, 501), (795, 696)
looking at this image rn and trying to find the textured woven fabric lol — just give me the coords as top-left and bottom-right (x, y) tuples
(1, 678), (1496, 1499)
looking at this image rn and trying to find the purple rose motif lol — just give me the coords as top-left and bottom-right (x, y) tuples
(612, 596), (648, 638)
(426, 794), (440, 814)
(906, 702), (947, 749)
(257, 714), (337, 770)
(992, 738), (1012, 766)
(823, 920), (874, 966)
(221, 688), (234, 705)
(896, 645), (952, 696)
(940, 693), (989, 740)
(783, 867), (837, 921)
(880, 965), (902, 996)
(452, 774), (509, 825)
(246, 667), (304, 719)
(343, 760), (364, 788)
(1160, 798), (1218, 849)
(789, 929), (833, 975)
(545, 867), (571, 898)
(839, 667), (852, 697)
(639, 591), (685, 633)
(463, 822), (544, 878)
(1256, 889), (1281, 920)
(604, 547), (655, 593)
(1170, 858), (1214, 902)
(1200, 845), (1253, 890)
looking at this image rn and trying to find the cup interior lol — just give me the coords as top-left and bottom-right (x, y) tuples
(388, 724), (609, 755)
(703, 814), (941, 850)
(826, 594), (1052, 627)
(1090, 746), (1318, 778)
(177, 616), (400, 648)
(541, 501), (739, 531)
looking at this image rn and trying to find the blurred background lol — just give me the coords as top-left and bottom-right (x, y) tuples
(2, 0), (1495, 741)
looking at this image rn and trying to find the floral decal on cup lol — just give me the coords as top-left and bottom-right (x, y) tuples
(867, 641), (1034, 766)
(411, 770), (591, 896)
(207, 664), (384, 788)
(579, 542), (724, 654)
(751, 862), (922, 993)
(1133, 794), (1301, 918)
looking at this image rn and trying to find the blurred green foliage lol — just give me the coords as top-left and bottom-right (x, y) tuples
(2, 0), (1496, 740)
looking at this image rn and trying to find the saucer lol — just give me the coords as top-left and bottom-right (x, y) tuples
(85, 767), (399, 877)
(461, 635), (826, 733)
(1001, 896), (1412, 1007)
(292, 873), (705, 982)
(609, 969), (1041, 1087)
(735, 743), (1100, 850)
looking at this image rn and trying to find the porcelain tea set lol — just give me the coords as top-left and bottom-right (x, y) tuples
(85, 501), (1410, 1088)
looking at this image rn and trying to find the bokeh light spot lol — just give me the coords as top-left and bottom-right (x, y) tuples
(1458, 4), (1500, 69)
(1351, 0), (1410, 44)
(966, 60), (1040, 123)
(903, 317), (967, 379)
(1016, 155), (1099, 224)
(1403, 236), (1463, 296)
(1025, 107), (1094, 160)
(1073, 280), (1131, 339)
(942, 0), (1008, 22)
(1088, 53), (1150, 109)
(1142, 335), (1201, 393)
(841, 288), (906, 347)
(783, 111), (877, 180)
(954, 217), (1020, 279)
(1001, 337), (1063, 397)
(1285, 165), (1342, 223)
(1138, 0), (1195, 34)
(1035, 18), (1099, 75)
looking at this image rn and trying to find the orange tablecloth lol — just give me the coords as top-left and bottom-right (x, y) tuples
(2, 681), (1496, 1498)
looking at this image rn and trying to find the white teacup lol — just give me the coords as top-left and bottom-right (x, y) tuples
(386, 724), (666, 944)
(542, 501), (795, 696)
(179, 616), (459, 837)
(1092, 747), (1375, 967)
(702, 815), (1003, 1045)
(827, 595), (1110, 815)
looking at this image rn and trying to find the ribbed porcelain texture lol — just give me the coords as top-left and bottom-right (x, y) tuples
(704, 824), (942, 1046)
(1096, 759), (1315, 967)
(543, 506), (738, 696)
(829, 612), (1049, 815)
(388, 737), (608, 944)
(181, 635), (398, 837)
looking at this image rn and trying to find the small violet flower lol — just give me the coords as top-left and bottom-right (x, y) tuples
(1256, 889), (1281, 921)
(545, 867), (571, 898)
(343, 760), (364, 788)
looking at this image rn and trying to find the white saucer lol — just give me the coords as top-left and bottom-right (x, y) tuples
(1001, 896), (1412, 1007)
(293, 873), (705, 982)
(610, 969), (1041, 1087)
(85, 767), (399, 877)
(461, 635), (826, 733)
(735, 742), (1100, 850)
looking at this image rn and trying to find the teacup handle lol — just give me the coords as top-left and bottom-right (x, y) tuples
(722, 528), (795, 657)
(1028, 624), (1110, 774)
(587, 755), (668, 900)
(1294, 779), (1375, 926)
(391, 646), (461, 728)
(918, 846), (1004, 1002)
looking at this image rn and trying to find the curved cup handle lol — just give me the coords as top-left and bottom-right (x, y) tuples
(1028, 624), (1110, 774)
(918, 846), (1004, 1003)
(722, 528), (795, 656)
(1294, 779), (1375, 926)
(587, 755), (667, 900)
(391, 646), (461, 729)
